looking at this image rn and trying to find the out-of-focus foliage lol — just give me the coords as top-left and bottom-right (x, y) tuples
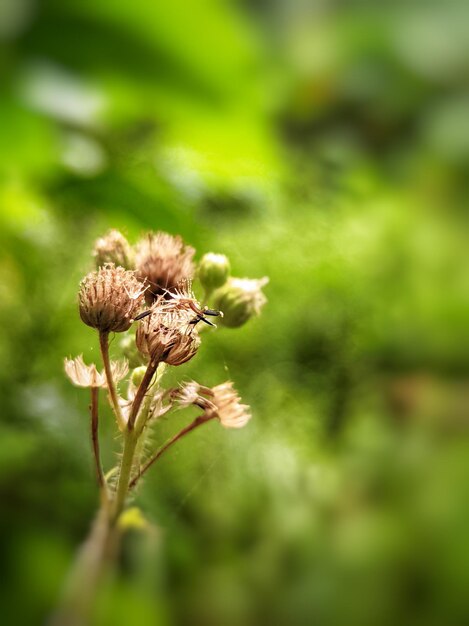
(1, 0), (469, 625)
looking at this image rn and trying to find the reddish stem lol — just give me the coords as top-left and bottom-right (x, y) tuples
(127, 360), (158, 431)
(90, 387), (105, 490)
(129, 414), (212, 489)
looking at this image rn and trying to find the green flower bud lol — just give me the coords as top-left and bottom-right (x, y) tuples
(129, 363), (167, 400)
(120, 334), (146, 368)
(131, 365), (147, 388)
(198, 253), (230, 293)
(214, 277), (268, 328)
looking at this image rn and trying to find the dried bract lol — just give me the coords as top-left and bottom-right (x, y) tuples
(64, 355), (128, 388)
(79, 264), (145, 333)
(135, 232), (195, 304)
(93, 229), (134, 269)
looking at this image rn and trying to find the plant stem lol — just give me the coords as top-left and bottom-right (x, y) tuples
(90, 387), (106, 492)
(50, 503), (117, 626)
(108, 359), (159, 522)
(112, 430), (139, 522)
(129, 415), (210, 489)
(52, 350), (160, 622)
(127, 360), (158, 431)
(99, 331), (126, 431)
(202, 287), (213, 308)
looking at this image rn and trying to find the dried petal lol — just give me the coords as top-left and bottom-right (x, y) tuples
(64, 355), (128, 388)
(211, 382), (251, 428)
(173, 380), (251, 429)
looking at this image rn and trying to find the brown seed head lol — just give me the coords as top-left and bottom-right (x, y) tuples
(135, 296), (200, 366)
(135, 232), (195, 304)
(79, 264), (146, 333)
(64, 355), (128, 388)
(93, 229), (135, 269)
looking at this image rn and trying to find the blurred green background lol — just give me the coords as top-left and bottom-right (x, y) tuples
(1, 0), (469, 624)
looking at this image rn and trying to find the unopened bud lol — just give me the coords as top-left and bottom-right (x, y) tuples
(93, 229), (135, 269)
(198, 253), (230, 292)
(131, 365), (147, 388)
(120, 334), (146, 368)
(214, 277), (268, 328)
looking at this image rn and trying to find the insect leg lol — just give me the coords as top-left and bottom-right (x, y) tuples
(134, 310), (152, 321)
(202, 308), (223, 318)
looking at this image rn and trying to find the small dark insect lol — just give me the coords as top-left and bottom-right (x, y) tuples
(134, 310), (153, 321)
(188, 309), (220, 327)
(134, 304), (223, 327)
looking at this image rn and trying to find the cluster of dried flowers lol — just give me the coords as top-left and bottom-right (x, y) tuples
(65, 229), (268, 526)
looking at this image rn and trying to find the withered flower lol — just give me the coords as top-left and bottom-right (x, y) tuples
(64, 355), (128, 388)
(174, 380), (251, 428)
(211, 382), (251, 428)
(172, 380), (203, 408)
(136, 296), (200, 366)
(93, 229), (135, 269)
(135, 232), (195, 304)
(79, 264), (145, 333)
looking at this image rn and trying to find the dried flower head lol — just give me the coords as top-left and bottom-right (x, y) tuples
(136, 296), (200, 366)
(79, 264), (146, 333)
(64, 355), (128, 388)
(174, 380), (251, 428)
(135, 232), (195, 304)
(172, 380), (205, 408)
(210, 381), (251, 428)
(93, 229), (135, 269)
(214, 277), (268, 328)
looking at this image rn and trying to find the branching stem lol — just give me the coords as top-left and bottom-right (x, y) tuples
(127, 360), (158, 431)
(129, 414), (211, 489)
(112, 430), (138, 522)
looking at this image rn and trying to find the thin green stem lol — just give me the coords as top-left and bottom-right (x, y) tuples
(202, 287), (213, 308)
(99, 331), (126, 431)
(129, 414), (211, 490)
(112, 431), (138, 522)
(112, 360), (159, 521)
